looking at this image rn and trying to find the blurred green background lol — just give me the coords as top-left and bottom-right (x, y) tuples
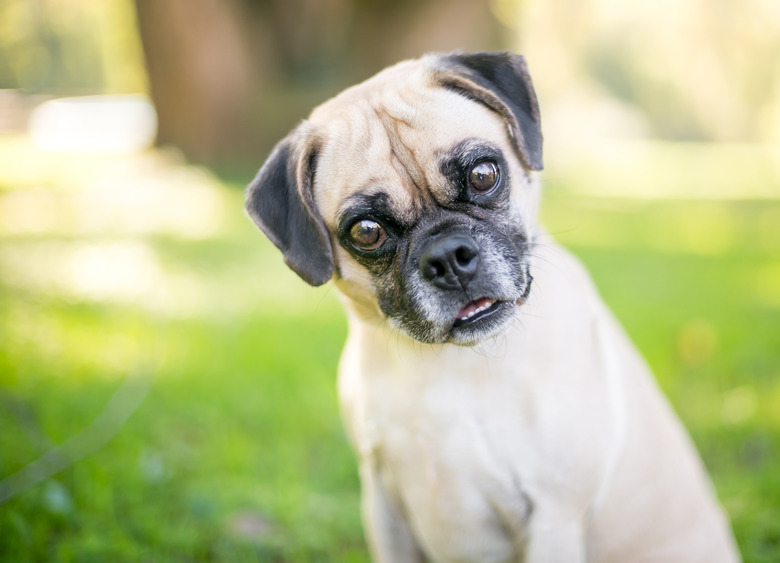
(1, 0), (779, 561)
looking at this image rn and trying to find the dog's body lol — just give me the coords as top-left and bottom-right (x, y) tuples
(246, 52), (740, 562)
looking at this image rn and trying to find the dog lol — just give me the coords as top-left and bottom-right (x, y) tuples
(245, 52), (740, 562)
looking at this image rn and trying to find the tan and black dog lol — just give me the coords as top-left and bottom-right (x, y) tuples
(245, 52), (740, 562)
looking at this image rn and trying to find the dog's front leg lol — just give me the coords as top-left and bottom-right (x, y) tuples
(524, 508), (586, 563)
(360, 462), (425, 563)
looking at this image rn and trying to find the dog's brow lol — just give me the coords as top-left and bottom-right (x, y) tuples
(339, 192), (399, 225)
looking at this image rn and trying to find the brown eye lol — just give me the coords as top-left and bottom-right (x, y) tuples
(469, 161), (499, 193)
(349, 220), (386, 250)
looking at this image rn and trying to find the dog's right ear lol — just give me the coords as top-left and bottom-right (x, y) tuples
(245, 129), (334, 286)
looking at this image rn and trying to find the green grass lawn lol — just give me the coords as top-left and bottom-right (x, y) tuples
(1, 140), (778, 561)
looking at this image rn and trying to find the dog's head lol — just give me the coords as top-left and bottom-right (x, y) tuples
(246, 52), (543, 345)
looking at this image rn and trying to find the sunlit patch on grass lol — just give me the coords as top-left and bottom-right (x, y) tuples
(1, 239), (235, 321)
(0, 237), (337, 322)
(0, 240), (162, 302)
(0, 239), (219, 321)
(70, 242), (161, 301)
(0, 159), (224, 239)
(722, 386), (759, 425)
(0, 300), (160, 383)
(0, 136), (148, 193)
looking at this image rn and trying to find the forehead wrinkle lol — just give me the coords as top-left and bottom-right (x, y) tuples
(370, 98), (434, 213)
(380, 86), (470, 210)
(320, 90), (453, 225)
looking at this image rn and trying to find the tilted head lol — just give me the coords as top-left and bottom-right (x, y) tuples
(246, 51), (543, 345)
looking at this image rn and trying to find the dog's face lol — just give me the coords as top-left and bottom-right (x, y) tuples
(246, 52), (543, 345)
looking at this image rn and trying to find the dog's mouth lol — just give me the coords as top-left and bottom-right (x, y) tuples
(453, 297), (504, 327)
(445, 278), (532, 344)
(448, 297), (516, 344)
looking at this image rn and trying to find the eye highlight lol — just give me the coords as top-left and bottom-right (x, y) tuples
(468, 161), (499, 194)
(349, 219), (387, 251)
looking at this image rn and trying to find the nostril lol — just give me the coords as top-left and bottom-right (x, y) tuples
(455, 246), (477, 266)
(422, 260), (445, 281)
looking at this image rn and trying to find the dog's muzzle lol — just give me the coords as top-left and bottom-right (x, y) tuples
(411, 228), (522, 342)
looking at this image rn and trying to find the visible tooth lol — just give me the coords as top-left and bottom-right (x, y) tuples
(459, 300), (494, 321)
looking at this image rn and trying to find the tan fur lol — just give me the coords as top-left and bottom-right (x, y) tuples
(253, 54), (740, 562)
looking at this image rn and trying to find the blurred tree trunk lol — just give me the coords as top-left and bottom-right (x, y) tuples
(134, 0), (504, 167)
(134, 0), (255, 164)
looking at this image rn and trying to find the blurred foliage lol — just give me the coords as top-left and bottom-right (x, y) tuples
(0, 138), (778, 560)
(0, 0), (146, 94)
(518, 0), (780, 144)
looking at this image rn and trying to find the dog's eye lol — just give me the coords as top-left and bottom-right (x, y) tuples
(468, 161), (499, 194)
(349, 220), (387, 251)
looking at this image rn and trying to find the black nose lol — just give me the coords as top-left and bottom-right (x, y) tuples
(419, 234), (480, 290)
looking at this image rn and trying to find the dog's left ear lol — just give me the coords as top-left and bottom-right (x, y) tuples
(434, 51), (543, 171)
(245, 127), (334, 286)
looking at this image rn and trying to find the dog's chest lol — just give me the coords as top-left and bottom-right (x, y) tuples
(341, 349), (536, 560)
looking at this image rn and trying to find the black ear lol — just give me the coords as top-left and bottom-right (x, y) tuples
(434, 51), (543, 171)
(245, 131), (334, 286)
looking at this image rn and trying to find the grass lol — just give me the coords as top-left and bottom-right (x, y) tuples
(0, 138), (778, 561)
